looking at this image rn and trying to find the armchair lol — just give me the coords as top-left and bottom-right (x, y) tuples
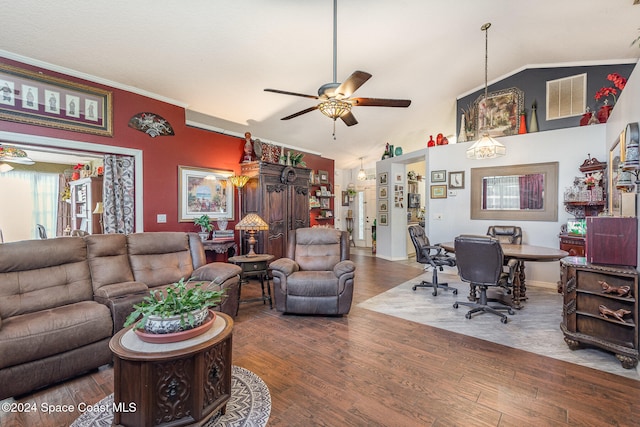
(270, 228), (355, 315)
(408, 225), (457, 296)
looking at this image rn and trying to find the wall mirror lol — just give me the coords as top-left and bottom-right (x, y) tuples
(470, 162), (558, 221)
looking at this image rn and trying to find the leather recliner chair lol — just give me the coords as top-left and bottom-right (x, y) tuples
(270, 228), (356, 315)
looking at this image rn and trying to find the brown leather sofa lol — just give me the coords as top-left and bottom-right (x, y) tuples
(0, 232), (241, 399)
(270, 228), (355, 315)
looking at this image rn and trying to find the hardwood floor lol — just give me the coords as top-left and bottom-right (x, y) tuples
(2, 253), (639, 426)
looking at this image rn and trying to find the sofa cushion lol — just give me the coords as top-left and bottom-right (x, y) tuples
(0, 237), (92, 319)
(0, 301), (112, 369)
(287, 271), (338, 296)
(85, 234), (135, 292)
(127, 232), (195, 288)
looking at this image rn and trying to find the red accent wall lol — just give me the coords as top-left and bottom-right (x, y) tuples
(1, 58), (334, 234)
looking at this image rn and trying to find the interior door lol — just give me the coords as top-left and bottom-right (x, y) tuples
(354, 187), (376, 247)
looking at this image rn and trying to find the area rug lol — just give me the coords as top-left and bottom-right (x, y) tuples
(71, 366), (270, 427)
(358, 271), (640, 381)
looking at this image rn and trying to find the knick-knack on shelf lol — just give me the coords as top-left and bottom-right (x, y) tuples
(529, 102), (539, 133)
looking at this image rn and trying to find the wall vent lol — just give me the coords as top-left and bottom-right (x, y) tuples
(546, 73), (586, 120)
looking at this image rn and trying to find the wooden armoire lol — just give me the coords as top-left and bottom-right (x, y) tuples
(240, 161), (310, 260)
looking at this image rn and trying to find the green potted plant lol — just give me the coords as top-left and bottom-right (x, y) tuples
(123, 278), (225, 334)
(194, 214), (213, 240)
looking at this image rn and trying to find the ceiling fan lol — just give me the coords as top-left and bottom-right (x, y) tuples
(264, 0), (411, 135)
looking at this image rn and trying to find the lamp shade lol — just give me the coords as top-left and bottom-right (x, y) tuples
(466, 134), (506, 160)
(235, 213), (269, 231)
(93, 202), (104, 214)
(318, 99), (352, 119)
(229, 175), (250, 188)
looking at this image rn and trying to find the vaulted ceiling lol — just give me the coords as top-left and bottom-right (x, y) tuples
(2, 1), (640, 169)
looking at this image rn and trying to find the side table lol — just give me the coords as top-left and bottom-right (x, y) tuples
(228, 254), (274, 313)
(202, 238), (238, 262)
(109, 312), (234, 427)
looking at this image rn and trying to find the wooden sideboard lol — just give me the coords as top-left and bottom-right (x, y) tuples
(560, 257), (638, 369)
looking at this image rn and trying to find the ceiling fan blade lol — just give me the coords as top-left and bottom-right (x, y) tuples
(351, 97), (412, 107)
(335, 71), (372, 97)
(340, 111), (358, 126)
(281, 105), (319, 120)
(264, 88), (319, 100)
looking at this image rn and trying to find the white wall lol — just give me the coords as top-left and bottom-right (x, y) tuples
(425, 126), (606, 287)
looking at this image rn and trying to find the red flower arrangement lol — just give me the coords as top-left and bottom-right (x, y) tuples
(594, 73), (627, 104)
(73, 163), (84, 171)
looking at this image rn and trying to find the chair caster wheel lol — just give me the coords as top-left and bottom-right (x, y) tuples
(412, 285), (417, 291)
(501, 317), (508, 324)
(432, 290), (438, 296)
(453, 303), (459, 309)
(508, 309), (514, 315)
(465, 313), (472, 319)
(453, 289), (458, 295)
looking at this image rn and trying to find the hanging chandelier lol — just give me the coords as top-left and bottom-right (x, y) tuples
(466, 23), (506, 160)
(357, 157), (366, 181)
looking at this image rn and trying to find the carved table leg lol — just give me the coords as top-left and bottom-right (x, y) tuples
(518, 261), (527, 302)
(564, 337), (581, 350)
(616, 354), (639, 369)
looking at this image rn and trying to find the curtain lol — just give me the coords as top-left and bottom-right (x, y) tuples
(103, 154), (135, 234)
(56, 173), (71, 236)
(519, 174), (544, 210)
(0, 170), (59, 240)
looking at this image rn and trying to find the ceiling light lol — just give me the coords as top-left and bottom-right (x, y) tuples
(318, 99), (352, 120)
(0, 144), (35, 165)
(357, 157), (366, 181)
(466, 23), (506, 160)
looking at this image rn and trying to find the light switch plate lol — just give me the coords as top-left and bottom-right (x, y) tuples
(157, 214), (167, 223)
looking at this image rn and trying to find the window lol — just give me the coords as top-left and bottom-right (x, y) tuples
(546, 73), (586, 120)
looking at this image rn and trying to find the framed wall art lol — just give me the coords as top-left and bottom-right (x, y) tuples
(378, 200), (388, 212)
(341, 191), (350, 206)
(474, 86), (524, 138)
(431, 170), (446, 182)
(178, 166), (234, 221)
(378, 213), (388, 226)
(448, 171), (465, 189)
(378, 172), (388, 185)
(378, 186), (388, 199)
(0, 63), (113, 136)
(318, 170), (329, 184)
(430, 185), (447, 199)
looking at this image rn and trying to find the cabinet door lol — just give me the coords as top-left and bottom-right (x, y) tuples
(290, 184), (309, 231)
(263, 182), (288, 260)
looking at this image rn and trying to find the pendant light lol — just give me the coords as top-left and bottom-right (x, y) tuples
(466, 23), (506, 160)
(357, 157), (366, 181)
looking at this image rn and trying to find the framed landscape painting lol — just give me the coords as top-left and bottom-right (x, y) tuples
(178, 166), (234, 221)
(474, 87), (524, 138)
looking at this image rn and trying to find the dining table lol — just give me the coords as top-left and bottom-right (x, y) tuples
(439, 241), (569, 309)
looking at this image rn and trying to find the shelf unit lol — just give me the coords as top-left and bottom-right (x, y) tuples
(69, 177), (103, 234)
(309, 184), (334, 224)
(560, 257), (638, 369)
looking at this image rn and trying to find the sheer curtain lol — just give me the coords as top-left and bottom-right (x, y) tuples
(103, 154), (135, 234)
(0, 170), (59, 240)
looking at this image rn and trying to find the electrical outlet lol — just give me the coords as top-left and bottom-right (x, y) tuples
(157, 214), (167, 223)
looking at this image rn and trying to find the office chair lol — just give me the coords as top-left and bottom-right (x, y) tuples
(408, 225), (457, 296)
(453, 235), (515, 323)
(486, 225), (522, 244)
(36, 224), (47, 239)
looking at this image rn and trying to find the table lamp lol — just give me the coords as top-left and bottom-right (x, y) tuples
(235, 213), (268, 257)
(93, 202), (104, 233)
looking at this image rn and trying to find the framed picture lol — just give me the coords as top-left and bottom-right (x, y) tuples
(430, 185), (447, 199)
(341, 191), (349, 206)
(448, 171), (465, 189)
(378, 186), (388, 199)
(0, 63), (113, 136)
(474, 87), (524, 138)
(320, 197), (331, 209)
(379, 213), (388, 226)
(178, 166), (234, 221)
(378, 200), (388, 212)
(309, 170), (315, 184)
(318, 170), (329, 184)
(431, 170), (446, 182)
(395, 173), (403, 183)
(378, 172), (388, 185)
(609, 131), (625, 217)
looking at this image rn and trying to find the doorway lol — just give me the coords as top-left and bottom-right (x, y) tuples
(354, 186), (376, 247)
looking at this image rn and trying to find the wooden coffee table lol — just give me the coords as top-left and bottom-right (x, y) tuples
(109, 312), (233, 427)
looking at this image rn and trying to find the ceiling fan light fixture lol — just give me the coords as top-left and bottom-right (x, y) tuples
(318, 99), (352, 120)
(0, 144), (35, 165)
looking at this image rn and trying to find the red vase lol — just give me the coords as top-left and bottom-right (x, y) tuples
(436, 133), (444, 145)
(427, 135), (435, 147)
(518, 114), (527, 134)
(597, 105), (613, 123)
(71, 172), (80, 180)
(579, 111), (592, 126)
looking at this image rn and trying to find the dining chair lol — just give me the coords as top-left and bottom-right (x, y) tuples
(453, 235), (515, 323)
(408, 225), (457, 296)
